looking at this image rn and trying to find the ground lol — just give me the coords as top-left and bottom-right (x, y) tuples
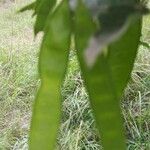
(0, 0), (150, 149)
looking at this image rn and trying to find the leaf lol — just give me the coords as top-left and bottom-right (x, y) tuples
(83, 0), (148, 67)
(34, 0), (56, 35)
(29, 0), (71, 149)
(75, 1), (142, 150)
(140, 40), (150, 48)
(18, 2), (36, 13)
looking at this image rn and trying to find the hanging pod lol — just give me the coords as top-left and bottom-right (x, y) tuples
(29, 0), (71, 149)
(74, 0), (142, 149)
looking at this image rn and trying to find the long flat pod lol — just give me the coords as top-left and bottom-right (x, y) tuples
(29, 0), (71, 149)
(74, 1), (142, 150)
(107, 21), (142, 99)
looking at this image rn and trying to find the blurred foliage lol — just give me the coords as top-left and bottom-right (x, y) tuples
(20, 0), (148, 150)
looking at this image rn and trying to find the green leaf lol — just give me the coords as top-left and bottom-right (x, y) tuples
(75, 1), (142, 150)
(29, 0), (71, 149)
(140, 40), (150, 48)
(18, 2), (36, 13)
(34, 0), (56, 34)
(83, 0), (148, 67)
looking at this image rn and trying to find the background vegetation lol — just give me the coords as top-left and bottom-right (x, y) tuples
(0, 0), (149, 149)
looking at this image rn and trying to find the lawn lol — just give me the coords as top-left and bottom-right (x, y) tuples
(0, 0), (150, 149)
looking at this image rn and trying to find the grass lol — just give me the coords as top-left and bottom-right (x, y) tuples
(0, 0), (39, 149)
(0, 0), (150, 149)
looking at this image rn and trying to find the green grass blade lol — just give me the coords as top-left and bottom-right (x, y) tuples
(75, 1), (142, 150)
(29, 0), (71, 149)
